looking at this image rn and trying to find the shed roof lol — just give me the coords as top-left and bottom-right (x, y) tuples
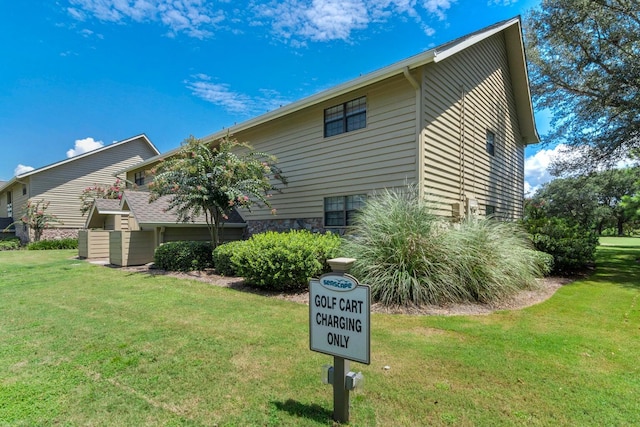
(122, 191), (246, 227)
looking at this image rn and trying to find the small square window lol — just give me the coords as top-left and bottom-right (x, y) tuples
(486, 130), (496, 156)
(324, 97), (366, 137)
(324, 194), (366, 227)
(485, 205), (496, 218)
(134, 171), (145, 186)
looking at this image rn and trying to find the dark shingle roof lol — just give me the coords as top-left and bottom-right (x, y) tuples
(122, 191), (245, 225)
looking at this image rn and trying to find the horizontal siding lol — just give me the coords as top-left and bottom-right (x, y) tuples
(234, 73), (418, 221)
(28, 137), (157, 229)
(422, 32), (525, 219)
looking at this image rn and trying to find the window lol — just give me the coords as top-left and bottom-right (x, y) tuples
(324, 194), (366, 227)
(134, 171), (145, 186)
(486, 130), (496, 156)
(22, 184), (26, 196)
(485, 205), (496, 218)
(324, 96), (367, 137)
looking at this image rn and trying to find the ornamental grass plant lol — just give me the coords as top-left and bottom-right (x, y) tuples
(343, 187), (546, 306)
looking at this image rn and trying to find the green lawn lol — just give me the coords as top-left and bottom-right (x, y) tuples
(1, 240), (639, 426)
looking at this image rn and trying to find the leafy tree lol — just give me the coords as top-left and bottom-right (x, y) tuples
(525, 0), (640, 174)
(79, 178), (125, 215)
(148, 135), (287, 248)
(532, 167), (640, 235)
(4, 199), (63, 242)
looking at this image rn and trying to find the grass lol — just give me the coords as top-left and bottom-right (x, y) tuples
(1, 240), (639, 426)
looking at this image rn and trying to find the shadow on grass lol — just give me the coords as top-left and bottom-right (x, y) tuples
(271, 399), (333, 424)
(592, 246), (640, 290)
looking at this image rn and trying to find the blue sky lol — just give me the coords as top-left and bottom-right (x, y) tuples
(1, 0), (553, 191)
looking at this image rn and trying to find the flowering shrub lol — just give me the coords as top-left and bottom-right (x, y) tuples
(80, 179), (125, 215)
(12, 200), (63, 242)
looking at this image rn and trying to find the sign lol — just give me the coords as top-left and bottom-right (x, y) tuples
(309, 273), (370, 364)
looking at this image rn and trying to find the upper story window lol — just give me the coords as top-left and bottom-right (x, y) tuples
(22, 184), (26, 196)
(324, 194), (366, 227)
(486, 130), (496, 156)
(134, 171), (145, 186)
(324, 96), (367, 137)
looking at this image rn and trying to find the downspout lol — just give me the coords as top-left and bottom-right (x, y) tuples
(403, 67), (424, 200)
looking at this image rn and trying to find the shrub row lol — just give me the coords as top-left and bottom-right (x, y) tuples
(213, 230), (342, 290)
(0, 238), (20, 251)
(27, 238), (78, 250)
(154, 241), (213, 272)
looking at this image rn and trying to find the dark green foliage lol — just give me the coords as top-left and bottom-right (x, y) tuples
(522, 201), (599, 273)
(27, 238), (78, 250)
(212, 240), (245, 276)
(0, 238), (21, 251)
(154, 241), (213, 272)
(232, 230), (342, 290)
(525, 0), (640, 173)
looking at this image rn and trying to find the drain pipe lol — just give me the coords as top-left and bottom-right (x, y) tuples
(403, 67), (425, 199)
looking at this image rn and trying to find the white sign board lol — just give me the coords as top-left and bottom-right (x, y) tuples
(309, 273), (370, 364)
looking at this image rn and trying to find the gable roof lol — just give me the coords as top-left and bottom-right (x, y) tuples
(122, 191), (246, 227)
(0, 134), (159, 194)
(84, 198), (130, 229)
(125, 17), (537, 173)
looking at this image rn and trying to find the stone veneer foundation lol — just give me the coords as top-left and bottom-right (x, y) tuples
(247, 217), (336, 236)
(15, 226), (80, 244)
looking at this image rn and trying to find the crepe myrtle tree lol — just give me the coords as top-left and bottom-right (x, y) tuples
(79, 178), (126, 216)
(148, 135), (288, 248)
(4, 199), (62, 242)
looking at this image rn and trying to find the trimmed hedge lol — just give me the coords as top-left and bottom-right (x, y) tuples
(231, 230), (342, 291)
(154, 241), (213, 272)
(27, 238), (78, 250)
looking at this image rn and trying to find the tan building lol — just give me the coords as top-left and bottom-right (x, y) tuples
(0, 134), (159, 243)
(80, 191), (245, 265)
(125, 17), (539, 237)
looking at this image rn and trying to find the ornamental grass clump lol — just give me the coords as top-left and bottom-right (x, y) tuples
(343, 187), (546, 306)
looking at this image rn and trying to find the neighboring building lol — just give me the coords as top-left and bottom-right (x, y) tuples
(0, 134), (159, 243)
(80, 191), (245, 265)
(124, 17), (539, 237)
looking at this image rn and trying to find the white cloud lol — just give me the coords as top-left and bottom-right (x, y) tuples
(253, 0), (456, 43)
(67, 0), (459, 43)
(186, 74), (290, 115)
(14, 164), (35, 176)
(487, 0), (517, 6)
(68, 0), (225, 38)
(524, 144), (570, 196)
(66, 137), (105, 158)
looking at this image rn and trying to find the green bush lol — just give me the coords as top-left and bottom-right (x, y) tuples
(0, 238), (21, 251)
(154, 241), (213, 272)
(342, 187), (547, 306)
(27, 238), (78, 250)
(527, 218), (599, 274)
(212, 240), (245, 276)
(232, 230), (342, 290)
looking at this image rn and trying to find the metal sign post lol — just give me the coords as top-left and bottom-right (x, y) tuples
(309, 257), (370, 423)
